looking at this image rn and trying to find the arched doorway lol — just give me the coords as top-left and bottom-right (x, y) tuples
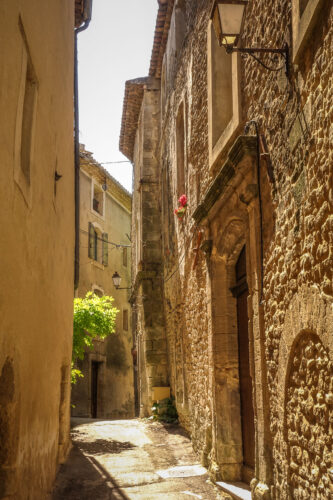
(231, 245), (255, 483)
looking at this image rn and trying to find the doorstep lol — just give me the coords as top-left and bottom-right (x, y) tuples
(216, 481), (251, 500)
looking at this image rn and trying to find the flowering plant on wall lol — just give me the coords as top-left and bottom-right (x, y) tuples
(174, 194), (187, 220)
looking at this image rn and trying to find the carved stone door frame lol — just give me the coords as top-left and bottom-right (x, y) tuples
(193, 136), (273, 494)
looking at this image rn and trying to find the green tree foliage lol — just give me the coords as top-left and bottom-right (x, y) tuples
(72, 292), (119, 383)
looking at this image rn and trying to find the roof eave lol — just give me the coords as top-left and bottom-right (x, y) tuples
(119, 77), (150, 162)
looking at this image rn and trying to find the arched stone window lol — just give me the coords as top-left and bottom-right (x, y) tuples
(92, 284), (104, 298)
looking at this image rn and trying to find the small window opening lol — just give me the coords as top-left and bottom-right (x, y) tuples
(175, 0), (186, 54)
(176, 102), (186, 196)
(93, 184), (104, 215)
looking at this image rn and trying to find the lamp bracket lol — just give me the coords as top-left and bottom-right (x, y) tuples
(225, 42), (289, 77)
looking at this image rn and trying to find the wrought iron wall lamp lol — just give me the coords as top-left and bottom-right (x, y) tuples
(112, 271), (131, 290)
(210, 0), (289, 77)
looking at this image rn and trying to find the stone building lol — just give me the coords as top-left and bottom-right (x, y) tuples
(120, 0), (332, 498)
(71, 147), (135, 419)
(0, 1), (90, 498)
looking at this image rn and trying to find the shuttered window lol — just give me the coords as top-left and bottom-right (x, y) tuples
(102, 233), (108, 266)
(88, 222), (95, 259)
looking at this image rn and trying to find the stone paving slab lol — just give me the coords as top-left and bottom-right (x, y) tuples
(52, 418), (231, 500)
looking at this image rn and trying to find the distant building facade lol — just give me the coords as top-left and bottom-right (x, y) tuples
(71, 147), (135, 419)
(0, 1), (90, 498)
(120, 0), (332, 498)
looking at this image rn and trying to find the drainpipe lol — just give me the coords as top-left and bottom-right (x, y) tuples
(74, 0), (92, 290)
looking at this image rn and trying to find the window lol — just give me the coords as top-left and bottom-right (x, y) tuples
(93, 229), (98, 260)
(93, 288), (103, 298)
(161, 57), (167, 115)
(292, 0), (324, 63)
(92, 183), (104, 216)
(175, 0), (186, 54)
(135, 211), (142, 271)
(176, 101), (186, 197)
(123, 247), (128, 267)
(14, 18), (38, 204)
(161, 0), (186, 117)
(123, 310), (129, 331)
(207, 20), (241, 169)
(88, 222), (108, 266)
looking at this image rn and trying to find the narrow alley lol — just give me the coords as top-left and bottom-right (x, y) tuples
(52, 419), (230, 500)
(1, 1), (332, 498)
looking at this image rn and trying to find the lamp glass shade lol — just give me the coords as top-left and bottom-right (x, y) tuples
(211, 4), (223, 44)
(214, 1), (247, 46)
(112, 272), (121, 288)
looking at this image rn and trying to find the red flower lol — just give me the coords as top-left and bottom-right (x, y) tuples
(174, 208), (179, 215)
(178, 194), (187, 207)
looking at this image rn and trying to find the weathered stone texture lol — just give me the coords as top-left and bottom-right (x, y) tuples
(121, 0), (332, 496)
(158, 0), (332, 495)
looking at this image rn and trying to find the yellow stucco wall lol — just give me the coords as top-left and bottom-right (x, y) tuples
(0, 1), (75, 498)
(71, 154), (134, 419)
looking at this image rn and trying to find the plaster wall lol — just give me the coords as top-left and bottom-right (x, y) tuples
(71, 164), (134, 419)
(0, 1), (75, 497)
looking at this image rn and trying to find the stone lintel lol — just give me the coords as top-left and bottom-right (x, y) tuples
(192, 135), (257, 224)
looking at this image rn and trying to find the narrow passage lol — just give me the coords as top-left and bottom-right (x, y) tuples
(52, 418), (229, 500)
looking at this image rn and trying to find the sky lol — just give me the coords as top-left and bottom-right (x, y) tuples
(78, 0), (159, 192)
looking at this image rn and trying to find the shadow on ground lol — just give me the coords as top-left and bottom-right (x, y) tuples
(72, 435), (135, 455)
(52, 444), (131, 500)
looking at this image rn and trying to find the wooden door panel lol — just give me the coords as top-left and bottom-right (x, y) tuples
(235, 247), (255, 481)
(91, 361), (99, 418)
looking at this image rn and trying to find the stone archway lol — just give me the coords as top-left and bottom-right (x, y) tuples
(209, 213), (256, 482)
(193, 135), (275, 492)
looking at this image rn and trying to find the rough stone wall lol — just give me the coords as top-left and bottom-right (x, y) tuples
(0, 1), (76, 497)
(158, 0), (332, 496)
(241, 1), (333, 497)
(130, 79), (169, 416)
(159, 0), (215, 466)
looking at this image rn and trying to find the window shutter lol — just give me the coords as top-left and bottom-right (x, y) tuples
(102, 233), (108, 266)
(88, 222), (95, 259)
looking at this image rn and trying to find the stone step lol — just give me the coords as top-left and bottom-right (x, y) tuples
(216, 481), (251, 500)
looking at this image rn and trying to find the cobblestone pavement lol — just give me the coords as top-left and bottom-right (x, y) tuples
(52, 418), (230, 500)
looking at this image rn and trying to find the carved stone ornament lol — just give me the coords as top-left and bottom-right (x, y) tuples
(192, 135), (257, 224)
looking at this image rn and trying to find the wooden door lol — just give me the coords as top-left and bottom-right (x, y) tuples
(235, 246), (255, 483)
(91, 361), (99, 418)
